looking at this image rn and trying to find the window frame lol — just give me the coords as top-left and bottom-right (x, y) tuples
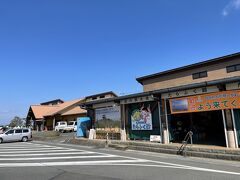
(23, 129), (29, 133)
(5, 129), (14, 135)
(15, 129), (23, 134)
(226, 64), (240, 73)
(192, 71), (208, 80)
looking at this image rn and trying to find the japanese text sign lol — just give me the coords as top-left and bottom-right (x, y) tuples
(169, 90), (240, 114)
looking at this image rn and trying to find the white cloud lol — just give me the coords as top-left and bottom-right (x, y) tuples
(222, 0), (240, 16)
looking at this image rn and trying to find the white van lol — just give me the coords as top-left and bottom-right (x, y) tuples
(0, 128), (32, 143)
(68, 121), (77, 132)
(55, 121), (76, 132)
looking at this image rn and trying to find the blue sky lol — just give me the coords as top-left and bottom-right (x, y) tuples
(0, 0), (240, 125)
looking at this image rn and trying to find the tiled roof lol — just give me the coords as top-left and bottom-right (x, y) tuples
(30, 105), (58, 119)
(43, 99), (83, 116)
(29, 98), (86, 119)
(61, 106), (87, 116)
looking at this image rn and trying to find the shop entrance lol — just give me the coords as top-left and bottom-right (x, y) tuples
(170, 110), (225, 146)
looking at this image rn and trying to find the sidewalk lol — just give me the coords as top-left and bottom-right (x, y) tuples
(32, 132), (240, 161)
(64, 138), (240, 161)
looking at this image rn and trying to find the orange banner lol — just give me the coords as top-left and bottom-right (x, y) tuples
(169, 90), (240, 114)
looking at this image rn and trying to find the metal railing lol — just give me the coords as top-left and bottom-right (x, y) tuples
(177, 131), (193, 156)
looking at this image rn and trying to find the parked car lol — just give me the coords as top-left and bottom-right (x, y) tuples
(55, 121), (75, 132)
(0, 128), (32, 143)
(67, 121), (77, 132)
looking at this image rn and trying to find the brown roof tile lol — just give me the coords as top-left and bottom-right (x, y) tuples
(30, 98), (86, 119)
(30, 105), (58, 119)
(43, 98), (84, 116)
(61, 106), (87, 116)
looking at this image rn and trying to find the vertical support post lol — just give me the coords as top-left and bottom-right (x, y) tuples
(231, 109), (239, 148)
(106, 132), (109, 147)
(225, 109), (236, 148)
(41, 120), (44, 131)
(164, 99), (170, 144)
(158, 101), (162, 143)
(53, 117), (55, 131)
(125, 104), (129, 139)
(189, 131), (193, 145)
(120, 104), (127, 141)
(159, 98), (169, 144)
(222, 110), (229, 148)
(121, 104), (126, 130)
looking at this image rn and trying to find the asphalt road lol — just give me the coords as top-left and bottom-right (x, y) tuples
(0, 141), (240, 180)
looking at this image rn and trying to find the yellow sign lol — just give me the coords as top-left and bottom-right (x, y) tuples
(170, 90), (240, 114)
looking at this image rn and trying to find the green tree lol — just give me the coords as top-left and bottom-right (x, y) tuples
(9, 116), (24, 127)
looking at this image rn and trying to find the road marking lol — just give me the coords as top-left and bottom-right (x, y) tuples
(0, 149), (77, 154)
(0, 154), (117, 161)
(0, 159), (148, 167)
(102, 164), (240, 176)
(3, 142), (239, 176)
(0, 151), (95, 157)
(0, 147), (67, 151)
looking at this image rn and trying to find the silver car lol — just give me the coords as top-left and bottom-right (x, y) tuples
(0, 128), (32, 143)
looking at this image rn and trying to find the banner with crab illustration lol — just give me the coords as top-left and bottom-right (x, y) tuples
(131, 104), (153, 130)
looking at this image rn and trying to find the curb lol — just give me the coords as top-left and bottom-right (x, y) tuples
(63, 138), (240, 161)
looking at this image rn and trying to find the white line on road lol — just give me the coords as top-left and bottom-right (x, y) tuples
(100, 164), (240, 176)
(0, 159), (148, 168)
(0, 149), (77, 154)
(21, 142), (240, 176)
(0, 155), (117, 161)
(35, 142), (149, 161)
(0, 151), (95, 157)
(0, 147), (67, 151)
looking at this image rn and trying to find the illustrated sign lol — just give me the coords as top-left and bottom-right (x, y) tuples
(131, 104), (153, 130)
(95, 106), (121, 128)
(170, 90), (240, 114)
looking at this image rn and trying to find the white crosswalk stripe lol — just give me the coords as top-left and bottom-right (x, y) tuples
(0, 151), (95, 157)
(0, 142), (145, 168)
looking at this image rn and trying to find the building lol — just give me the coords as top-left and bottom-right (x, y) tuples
(80, 92), (121, 139)
(134, 52), (240, 148)
(26, 98), (87, 131)
(85, 52), (240, 148)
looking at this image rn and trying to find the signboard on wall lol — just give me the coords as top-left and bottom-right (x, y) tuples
(162, 86), (219, 99)
(131, 104), (153, 130)
(95, 106), (121, 128)
(170, 90), (240, 114)
(120, 95), (154, 104)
